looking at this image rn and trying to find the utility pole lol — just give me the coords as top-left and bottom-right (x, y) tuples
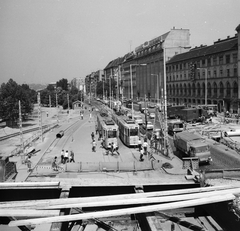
(19, 100), (24, 154)
(49, 95), (51, 108)
(103, 79), (104, 100)
(67, 94), (70, 110)
(56, 93), (58, 108)
(37, 92), (43, 142)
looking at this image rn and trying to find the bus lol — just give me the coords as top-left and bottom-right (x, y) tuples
(112, 114), (139, 147)
(96, 113), (118, 149)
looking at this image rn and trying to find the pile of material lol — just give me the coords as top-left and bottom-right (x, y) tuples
(1, 184), (240, 228)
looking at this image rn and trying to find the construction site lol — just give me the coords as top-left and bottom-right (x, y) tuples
(1, 103), (240, 231)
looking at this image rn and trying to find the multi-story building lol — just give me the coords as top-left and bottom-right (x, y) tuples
(85, 70), (104, 98)
(71, 77), (85, 92)
(122, 27), (190, 102)
(166, 29), (239, 113)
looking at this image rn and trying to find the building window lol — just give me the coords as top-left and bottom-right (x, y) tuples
(219, 56), (223, 65)
(227, 69), (230, 77)
(233, 53), (237, 63)
(213, 56), (217, 65)
(202, 59), (205, 66)
(214, 70), (217, 77)
(220, 69), (223, 76)
(208, 71), (211, 78)
(226, 54), (230, 64)
(234, 68), (237, 76)
(207, 57), (211, 66)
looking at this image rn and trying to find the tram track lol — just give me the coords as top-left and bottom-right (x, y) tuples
(26, 119), (82, 180)
(0, 124), (51, 142)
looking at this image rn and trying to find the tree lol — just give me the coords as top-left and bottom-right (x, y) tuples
(56, 78), (68, 91)
(0, 79), (34, 125)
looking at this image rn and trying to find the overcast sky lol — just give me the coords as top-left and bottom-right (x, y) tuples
(0, 0), (239, 85)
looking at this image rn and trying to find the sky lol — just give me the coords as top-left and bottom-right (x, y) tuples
(0, 0), (239, 85)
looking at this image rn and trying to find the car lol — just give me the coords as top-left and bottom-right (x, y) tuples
(56, 130), (64, 138)
(149, 112), (155, 119)
(133, 115), (143, 125)
(142, 121), (154, 130)
(148, 103), (156, 108)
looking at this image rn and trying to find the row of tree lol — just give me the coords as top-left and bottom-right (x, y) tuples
(0, 78), (84, 126)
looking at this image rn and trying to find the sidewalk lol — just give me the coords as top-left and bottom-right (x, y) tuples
(10, 109), (81, 182)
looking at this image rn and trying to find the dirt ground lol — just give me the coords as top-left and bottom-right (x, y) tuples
(0, 106), (73, 157)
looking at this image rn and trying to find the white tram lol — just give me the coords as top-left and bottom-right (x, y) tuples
(112, 114), (139, 147)
(96, 112), (118, 149)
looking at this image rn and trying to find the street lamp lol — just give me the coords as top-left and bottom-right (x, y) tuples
(130, 63), (147, 118)
(197, 68), (208, 106)
(151, 74), (159, 104)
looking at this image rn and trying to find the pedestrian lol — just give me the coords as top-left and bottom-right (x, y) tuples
(80, 112), (83, 120)
(69, 151), (75, 163)
(61, 154), (64, 164)
(113, 143), (119, 155)
(91, 132), (95, 141)
(46, 111), (49, 117)
(98, 130), (102, 141)
(89, 112), (92, 122)
(142, 140), (148, 155)
(100, 137), (103, 148)
(64, 150), (69, 163)
(110, 142), (114, 155)
(138, 138), (142, 151)
(26, 155), (32, 172)
(139, 148), (144, 162)
(92, 139), (96, 152)
(95, 125), (98, 134)
(52, 156), (58, 171)
(106, 143), (111, 155)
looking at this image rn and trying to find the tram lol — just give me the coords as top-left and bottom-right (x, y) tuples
(96, 112), (118, 149)
(112, 114), (139, 147)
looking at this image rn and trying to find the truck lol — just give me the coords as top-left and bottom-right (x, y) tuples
(138, 101), (148, 113)
(173, 131), (212, 164)
(167, 119), (184, 136)
(177, 108), (208, 123)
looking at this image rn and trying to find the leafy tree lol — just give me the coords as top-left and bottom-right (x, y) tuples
(46, 84), (55, 91)
(0, 79), (34, 124)
(56, 78), (68, 91)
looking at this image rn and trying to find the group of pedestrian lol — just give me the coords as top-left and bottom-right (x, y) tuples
(106, 142), (119, 155)
(60, 149), (75, 164)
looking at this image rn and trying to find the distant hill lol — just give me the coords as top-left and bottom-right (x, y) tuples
(28, 83), (47, 91)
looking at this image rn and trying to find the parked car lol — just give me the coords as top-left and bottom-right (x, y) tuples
(56, 130), (64, 138)
(149, 112), (155, 119)
(142, 121), (154, 130)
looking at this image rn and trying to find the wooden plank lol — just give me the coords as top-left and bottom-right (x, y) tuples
(41, 187), (240, 209)
(0, 182), (60, 188)
(0, 209), (59, 217)
(3, 187), (240, 210)
(8, 194), (235, 227)
(1, 184), (238, 208)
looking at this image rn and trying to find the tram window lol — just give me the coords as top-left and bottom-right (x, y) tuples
(108, 130), (117, 138)
(130, 128), (138, 136)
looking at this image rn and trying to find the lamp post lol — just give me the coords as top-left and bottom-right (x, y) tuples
(197, 68), (208, 106)
(130, 63), (147, 118)
(151, 74), (159, 104)
(102, 79), (105, 100)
